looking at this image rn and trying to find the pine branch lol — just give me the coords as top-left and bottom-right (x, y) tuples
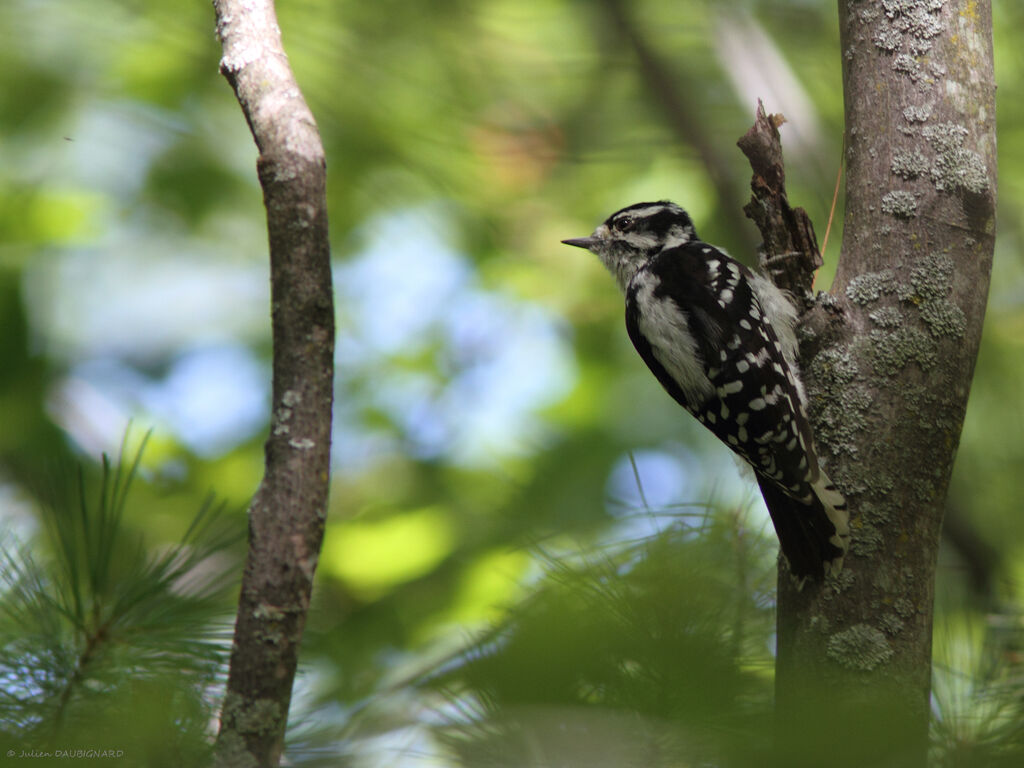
(0, 442), (236, 752)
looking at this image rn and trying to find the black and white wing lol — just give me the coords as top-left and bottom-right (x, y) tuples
(624, 240), (848, 580)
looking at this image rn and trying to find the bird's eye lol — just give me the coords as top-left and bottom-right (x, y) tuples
(614, 216), (635, 232)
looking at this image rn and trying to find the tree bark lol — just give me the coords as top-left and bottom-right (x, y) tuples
(752, 2), (996, 766)
(210, 2), (334, 766)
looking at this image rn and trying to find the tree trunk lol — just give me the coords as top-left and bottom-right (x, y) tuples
(210, 1), (335, 766)
(773, 2), (996, 765)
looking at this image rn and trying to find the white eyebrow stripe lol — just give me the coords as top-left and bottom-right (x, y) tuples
(622, 205), (671, 219)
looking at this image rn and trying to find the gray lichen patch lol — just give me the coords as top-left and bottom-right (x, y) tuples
(908, 252), (954, 299)
(237, 698), (284, 735)
(860, 495), (895, 523)
(920, 299), (967, 338)
(903, 103), (933, 123)
(891, 148), (930, 180)
(881, 190), (918, 218)
(808, 347), (872, 456)
(880, 613), (905, 636)
(892, 54), (923, 81)
(220, 692), (284, 737)
(869, 326), (937, 374)
(873, 25), (902, 52)
(847, 251), (965, 350)
(827, 624), (894, 671)
(851, 521), (884, 556)
(894, 597), (916, 618)
(902, 383), (960, 433)
(923, 122), (990, 193)
(847, 270), (897, 305)
(869, 306), (903, 328)
(882, 0), (944, 29)
(831, 568), (857, 595)
(901, 253), (968, 338)
(872, 0), (945, 57)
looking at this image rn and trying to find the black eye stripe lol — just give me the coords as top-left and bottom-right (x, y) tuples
(645, 208), (688, 233)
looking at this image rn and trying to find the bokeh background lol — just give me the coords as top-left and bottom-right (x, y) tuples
(2, 0), (1023, 765)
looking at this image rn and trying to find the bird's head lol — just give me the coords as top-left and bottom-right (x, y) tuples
(562, 201), (697, 290)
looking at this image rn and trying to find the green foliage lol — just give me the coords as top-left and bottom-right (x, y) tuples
(282, 499), (778, 767)
(930, 604), (1024, 767)
(431, 512), (776, 767)
(0, 438), (238, 764)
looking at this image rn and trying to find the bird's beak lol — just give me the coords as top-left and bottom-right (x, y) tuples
(561, 236), (598, 250)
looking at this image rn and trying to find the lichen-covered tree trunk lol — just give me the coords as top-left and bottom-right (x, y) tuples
(774, 2), (996, 765)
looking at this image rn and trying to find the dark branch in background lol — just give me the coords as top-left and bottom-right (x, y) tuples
(210, 1), (334, 766)
(943, 502), (1000, 598)
(599, 0), (757, 254)
(736, 101), (822, 301)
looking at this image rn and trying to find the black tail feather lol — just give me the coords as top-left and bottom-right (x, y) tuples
(756, 475), (845, 581)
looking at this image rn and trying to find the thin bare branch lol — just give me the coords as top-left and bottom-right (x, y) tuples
(210, 1), (334, 766)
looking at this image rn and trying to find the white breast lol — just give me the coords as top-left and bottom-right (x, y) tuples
(631, 270), (715, 406)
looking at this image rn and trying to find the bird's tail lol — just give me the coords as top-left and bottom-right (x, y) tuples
(757, 471), (849, 584)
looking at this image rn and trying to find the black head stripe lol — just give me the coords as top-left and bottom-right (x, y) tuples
(606, 201), (696, 240)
